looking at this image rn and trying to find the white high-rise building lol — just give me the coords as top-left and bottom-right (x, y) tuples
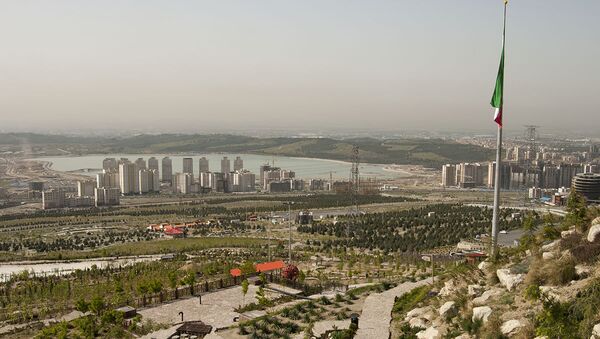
(234, 156), (244, 171)
(102, 158), (118, 171)
(174, 172), (194, 194)
(77, 180), (96, 197)
(97, 170), (119, 188)
(183, 158), (194, 175)
(199, 157), (209, 172)
(162, 157), (173, 183)
(200, 172), (211, 188)
(134, 158), (147, 170)
(148, 157), (159, 172)
(119, 162), (137, 195)
(139, 169), (150, 194)
(232, 170), (255, 192)
(441, 164), (456, 187)
(94, 187), (120, 206)
(221, 157), (230, 173)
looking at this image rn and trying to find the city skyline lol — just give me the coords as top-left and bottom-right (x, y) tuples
(1, 1), (599, 134)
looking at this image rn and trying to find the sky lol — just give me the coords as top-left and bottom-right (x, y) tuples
(0, 1), (598, 135)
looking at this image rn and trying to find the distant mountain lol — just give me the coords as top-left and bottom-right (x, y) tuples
(0, 133), (494, 167)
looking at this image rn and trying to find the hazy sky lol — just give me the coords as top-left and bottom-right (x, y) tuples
(1, 1), (598, 134)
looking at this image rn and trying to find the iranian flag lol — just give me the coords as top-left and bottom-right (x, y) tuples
(490, 46), (504, 126)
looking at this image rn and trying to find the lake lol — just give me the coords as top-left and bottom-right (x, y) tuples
(31, 153), (410, 180)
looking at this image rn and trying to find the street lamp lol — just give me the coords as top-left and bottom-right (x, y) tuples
(283, 201), (295, 263)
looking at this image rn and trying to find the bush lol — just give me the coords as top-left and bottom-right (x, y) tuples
(392, 285), (430, 314)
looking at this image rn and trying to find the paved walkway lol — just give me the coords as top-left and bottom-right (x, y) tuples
(355, 278), (432, 339)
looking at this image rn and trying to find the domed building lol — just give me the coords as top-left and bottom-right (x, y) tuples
(572, 173), (600, 202)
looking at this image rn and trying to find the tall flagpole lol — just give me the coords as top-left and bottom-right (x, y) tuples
(491, 1), (507, 258)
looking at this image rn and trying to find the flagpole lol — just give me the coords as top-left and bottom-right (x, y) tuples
(491, 0), (507, 258)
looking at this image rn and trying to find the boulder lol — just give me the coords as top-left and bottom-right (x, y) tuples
(501, 319), (523, 336)
(576, 265), (592, 278)
(542, 240), (561, 252)
(561, 229), (577, 239)
(588, 224), (600, 243)
(542, 252), (556, 260)
(496, 269), (524, 291)
(533, 337), (548, 339)
(406, 307), (429, 320)
(409, 317), (429, 329)
(439, 280), (456, 297)
(473, 288), (503, 306)
(416, 326), (440, 339)
(467, 284), (484, 297)
(439, 301), (457, 318)
(454, 334), (473, 339)
(593, 217), (600, 226)
(592, 323), (600, 338)
(478, 261), (492, 273)
(472, 306), (492, 323)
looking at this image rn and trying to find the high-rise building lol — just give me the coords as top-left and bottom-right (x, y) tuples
(558, 164), (582, 188)
(487, 162), (511, 190)
(457, 163), (485, 187)
(234, 156), (244, 171)
(174, 172), (194, 194)
(148, 157), (159, 172)
(199, 157), (209, 173)
(584, 164), (600, 174)
(134, 158), (147, 170)
(139, 169), (150, 194)
(119, 162), (138, 195)
(102, 158), (118, 171)
(221, 157), (231, 174)
(29, 181), (44, 191)
(162, 157), (173, 183)
(42, 189), (65, 209)
(77, 180), (96, 197)
(94, 187), (120, 206)
(199, 171), (211, 188)
(441, 164), (457, 187)
(572, 173), (600, 202)
(231, 170), (255, 192)
(309, 179), (326, 191)
(183, 158), (194, 175)
(97, 170), (119, 188)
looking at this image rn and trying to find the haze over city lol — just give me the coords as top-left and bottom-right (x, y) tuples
(1, 0), (598, 135)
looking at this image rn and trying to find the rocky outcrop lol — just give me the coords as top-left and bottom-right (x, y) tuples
(406, 307), (430, 320)
(496, 269), (524, 291)
(501, 319), (523, 336)
(541, 240), (561, 252)
(539, 286), (564, 302)
(416, 326), (440, 339)
(439, 280), (456, 297)
(473, 288), (503, 306)
(561, 229), (577, 239)
(588, 223), (600, 243)
(576, 265), (592, 278)
(478, 261), (492, 273)
(409, 317), (429, 329)
(467, 284), (484, 297)
(592, 323), (600, 338)
(439, 301), (456, 318)
(472, 306), (492, 323)
(542, 252), (556, 260)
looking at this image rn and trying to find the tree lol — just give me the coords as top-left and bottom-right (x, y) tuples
(75, 298), (89, 314)
(89, 295), (105, 315)
(182, 271), (196, 296)
(566, 189), (590, 232)
(168, 271), (179, 299)
(241, 279), (249, 307)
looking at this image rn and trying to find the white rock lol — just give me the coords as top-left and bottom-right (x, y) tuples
(501, 319), (523, 336)
(467, 284), (484, 297)
(439, 301), (457, 318)
(533, 337), (548, 339)
(496, 269), (524, 291)
(472, 306), (492, 323)
(472, 288), (503, 306)
(478, 261), (492, 273)
(409, 317), (429, 329)
(593, 217), (600, 226)
(588, 224), (600, 243)
(539, 286), (563, 302)
(542, 240), (561, 252)
(406, 307), (429, 320)
(561, 229), (577, 238)
(542, 251), (556, 260)
(439, 280), (456, 297)
(576, 265), (592, 278)
(454, 335), (473, 339)
(593, 323), (600, 337)
(416, 326), (440, 339)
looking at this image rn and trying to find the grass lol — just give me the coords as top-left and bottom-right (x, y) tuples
(392, 285), (431, 314)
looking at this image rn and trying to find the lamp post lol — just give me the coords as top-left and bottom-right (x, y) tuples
(283, 201), (295, 263)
